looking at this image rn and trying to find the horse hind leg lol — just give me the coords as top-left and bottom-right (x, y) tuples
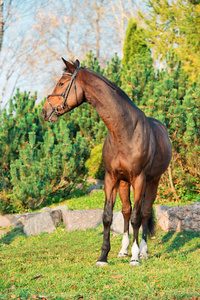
(140, 177), (160, 260)
(118, 180), (131, 258)
(130, 173), (146, 266)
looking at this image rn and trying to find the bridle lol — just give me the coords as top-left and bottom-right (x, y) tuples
(47, 67), (79, 121)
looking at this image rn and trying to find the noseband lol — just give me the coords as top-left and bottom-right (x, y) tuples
(47, 67), (79, 121)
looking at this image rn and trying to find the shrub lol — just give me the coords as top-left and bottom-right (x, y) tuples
(10, 121), (89, 212)
(85, 143), (105, 180)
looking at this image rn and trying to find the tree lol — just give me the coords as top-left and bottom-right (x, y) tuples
(122, 18), (149, 65)
(0, 0), (50, 109)
(140, 0), (200, 81)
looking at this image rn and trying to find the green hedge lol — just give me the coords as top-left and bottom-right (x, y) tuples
(0, 52), (199, 213)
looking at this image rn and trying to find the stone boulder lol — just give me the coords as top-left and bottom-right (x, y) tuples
(63, 209), (103, 232)
(87, 184), (104, 194)
(111, 211), (133, 235)
(155, 202), (200, 232)
(6, 205), (68, 236)
(11, 212), (39, 228)
(87, 178), (104, 194)
(23, 211), (56, 236)
(39, 205), (68, 214)
(0, 215), (12, 228)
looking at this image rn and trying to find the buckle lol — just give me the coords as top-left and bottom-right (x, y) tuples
(55, 105), (64, 114)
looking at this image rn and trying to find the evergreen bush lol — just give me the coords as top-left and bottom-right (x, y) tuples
(85, 143), (105, 180)
(121, 54), (200, 202)
(0, 52), (199, 213)
(0, 91), (89, 213)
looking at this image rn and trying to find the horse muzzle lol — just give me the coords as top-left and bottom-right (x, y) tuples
(41, 108), (58, 122)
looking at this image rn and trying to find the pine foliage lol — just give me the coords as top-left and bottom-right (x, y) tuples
(0, 92), (89, 212)
(140, 0), (200, 81)
(0, 51), (199, 213)
(122, 18), (149, 65)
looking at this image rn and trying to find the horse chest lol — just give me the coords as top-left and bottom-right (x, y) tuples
(103, 149), (141, 181)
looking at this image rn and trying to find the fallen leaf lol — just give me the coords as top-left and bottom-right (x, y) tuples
(111, 275), (123, 279)
(104, 285), (110, 289)
(156, 284), (161, 288)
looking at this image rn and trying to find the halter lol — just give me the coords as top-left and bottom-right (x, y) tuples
(47, 67), (79, 121)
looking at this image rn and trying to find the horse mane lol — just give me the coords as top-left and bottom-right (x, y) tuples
(83, 67), (117, 91)
(63, 60), (117, 90)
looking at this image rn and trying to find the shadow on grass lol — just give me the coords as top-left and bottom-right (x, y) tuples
(161, 230), (200, 254)
(0, 227), (25, 247)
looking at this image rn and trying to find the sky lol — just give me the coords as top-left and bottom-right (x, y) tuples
(0, 0), (144, 110)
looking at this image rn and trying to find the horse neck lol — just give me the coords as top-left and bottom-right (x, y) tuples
(82, 70), (139, 142)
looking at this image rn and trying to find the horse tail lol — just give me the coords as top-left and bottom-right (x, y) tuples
(147, 208), (156, 236)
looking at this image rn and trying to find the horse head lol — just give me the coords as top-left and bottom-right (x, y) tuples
(41, 58), (84, 122)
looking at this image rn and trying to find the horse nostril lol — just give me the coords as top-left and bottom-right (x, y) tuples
(41, 109), (46, 118)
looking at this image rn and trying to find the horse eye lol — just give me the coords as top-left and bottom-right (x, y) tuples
(59, 82), (64, 86)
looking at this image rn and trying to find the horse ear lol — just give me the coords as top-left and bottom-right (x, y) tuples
(74, 59), (80, 68)
(61, 57), (75, 73)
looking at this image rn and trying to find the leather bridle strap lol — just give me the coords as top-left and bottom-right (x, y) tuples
(47, 67), (79, 120)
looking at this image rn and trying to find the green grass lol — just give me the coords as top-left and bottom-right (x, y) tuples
(0, 226), (199, 299)
(0, 191), (199, 299)
(51, 189), (198, 212)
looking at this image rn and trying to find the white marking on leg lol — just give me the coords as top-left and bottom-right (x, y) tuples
(96, 261), (108, 267)
(118, 231), (129, 258)
(139, 238), (148, 259)
(130, 240), (140, 266)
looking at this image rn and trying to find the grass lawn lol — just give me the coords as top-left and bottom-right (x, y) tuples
(0, 191), (199, 299)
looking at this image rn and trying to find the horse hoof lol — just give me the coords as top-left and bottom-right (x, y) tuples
(139, 253), (148, 259)
(96, 261), (108, 267)
(118, 253), (128, 258)
(129, 259), (140, 266)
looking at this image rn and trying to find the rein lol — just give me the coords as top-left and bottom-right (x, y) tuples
(47, 67), (79, 121)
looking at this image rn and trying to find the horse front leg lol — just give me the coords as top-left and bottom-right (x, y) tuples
(130, 173), (146, 266)
(118, 180), (131, 258)
(96, 172), (118, 267)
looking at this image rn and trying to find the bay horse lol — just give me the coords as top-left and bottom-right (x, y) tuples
(41, 58), (172, 266)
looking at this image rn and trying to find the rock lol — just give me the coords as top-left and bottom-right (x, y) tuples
(155, 202), (200, 232)
(111, 211), (134, 235)
(50, 205), (68, 225)
(63, 209), (103, 232)
(39, 207), (52, 213)
(51, 205), (68, 212)
(87, 184), (104, 194)
(50, 209), (62, 226)
(0, 215), (12, 228)
(86, 177), (104, 194)
(23, 211), (56, 236)
(87, 177), (104, 185)
(40, 205), (68, 213)
(11, 213), (39, 228)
